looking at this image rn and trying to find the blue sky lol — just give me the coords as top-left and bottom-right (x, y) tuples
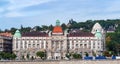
(0, 0), (120, 30)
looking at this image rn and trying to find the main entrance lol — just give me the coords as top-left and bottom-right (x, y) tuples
(54, 52), (61, 60)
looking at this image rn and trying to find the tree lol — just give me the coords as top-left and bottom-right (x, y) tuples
(41, 25), (49, 31)
(65, 53), (71, 59)
(72, 53), (82, 59)
(103, 51), (113, 57)
(33, 26), (42, 31)
(92, 51), (96, 57)
(10, 53), (17, 60)
(106, 32), (120, 55)
(10, 27), (17, 35)
(49, 24), (53, 31)
(61, 23), (67, 30)
(36, 51), (46, 60)
(26, 54), (30, 60)
(20, 27), (31, 33)
(0, 52), (17, 60)
(85, 52), (89, 57)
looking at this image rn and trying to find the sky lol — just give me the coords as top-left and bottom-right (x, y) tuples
(0, 0), (120, 30)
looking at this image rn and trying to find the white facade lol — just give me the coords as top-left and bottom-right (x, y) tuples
(13, 22), (105, 60)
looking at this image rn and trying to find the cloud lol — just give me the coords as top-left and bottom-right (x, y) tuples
(0, 0), (120, 29)
(0, 0), (55, 18)
(106, 0), (120, 12)
(0, 8), (4, 12)
(7, 0), (55, 11)
(3, 11), (24, 17)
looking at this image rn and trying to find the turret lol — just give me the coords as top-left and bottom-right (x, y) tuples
(13, 30), (21, 38)
(95, 30), (102, 38)
(91, 22), (104, 34)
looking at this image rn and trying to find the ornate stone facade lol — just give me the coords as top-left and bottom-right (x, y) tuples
(13, 21), (105, 60)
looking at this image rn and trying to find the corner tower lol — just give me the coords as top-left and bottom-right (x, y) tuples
(13, 30), (21, 38)
(91, 22), (104, 34)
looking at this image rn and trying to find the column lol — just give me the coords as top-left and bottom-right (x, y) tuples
(44, 40), (46, 49)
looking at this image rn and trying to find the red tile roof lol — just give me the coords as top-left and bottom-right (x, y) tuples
(68, 29), (94, 37)
(0, 32), (12, 37)
(22, 31), (48, 37)
(53, 26), (63, 33)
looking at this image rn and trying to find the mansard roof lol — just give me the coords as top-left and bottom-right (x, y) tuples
(68, 29), (94, 37)
(22, 31), (48, 37)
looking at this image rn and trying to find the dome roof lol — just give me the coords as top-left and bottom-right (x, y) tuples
(52, 20), (63, 33)
(13, 30), (21, 38)
(95, 30), (102, 38)
(53, 26), (63, 33)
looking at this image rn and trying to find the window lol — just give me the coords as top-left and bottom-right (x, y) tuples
(84, 44), (87, 46)
(16, 43), (18, 48)
(72, 46), (74, 49)
(98, 43), (99, 45)
(20, 42), (23, 49)
(37, 44), (39, 47)
(33, 44), (35, 47)
(28, 44), (31, 47)
(76, 44), (78, 47)
(89, 46), (91, 49)
(80, 44), (82, 46)
(41, 42), (44, 48)
(98, 46), (99, 49)
(24, 42), (27, 48)
(89, 42), (91, 45)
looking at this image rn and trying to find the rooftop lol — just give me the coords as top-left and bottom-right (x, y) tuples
(68, 29), (94, 37)
(52, 26), (63, 33)
(22, 31), (48, 37)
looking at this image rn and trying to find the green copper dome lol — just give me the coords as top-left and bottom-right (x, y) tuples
(56, 20), (60, 26)
(95, 30), (102, 38)
(13, 30), (21, 38)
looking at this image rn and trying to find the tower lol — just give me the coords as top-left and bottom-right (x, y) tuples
(91, 22), (104, 34)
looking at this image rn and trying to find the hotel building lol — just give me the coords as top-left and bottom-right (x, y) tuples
(13, 20), (105, 60)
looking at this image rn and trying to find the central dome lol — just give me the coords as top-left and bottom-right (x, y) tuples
(53, 26), (63, 33)
(52, 20), (63, 33)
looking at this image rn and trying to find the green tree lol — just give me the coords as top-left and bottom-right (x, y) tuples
(41, 25), (49, 31)
(72, 53), (82, 59)
(34, 26), (42, 31)
(0, 52), (16, 60)
(65, 53), (71, 59)
(26, 54), (30, 60)
(85, 52), (89, 57)
(49, 24), (53, 31)
(36, 51), (46, 60)
(10, 27), (17, 34)
(61, 23), (67, 30)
